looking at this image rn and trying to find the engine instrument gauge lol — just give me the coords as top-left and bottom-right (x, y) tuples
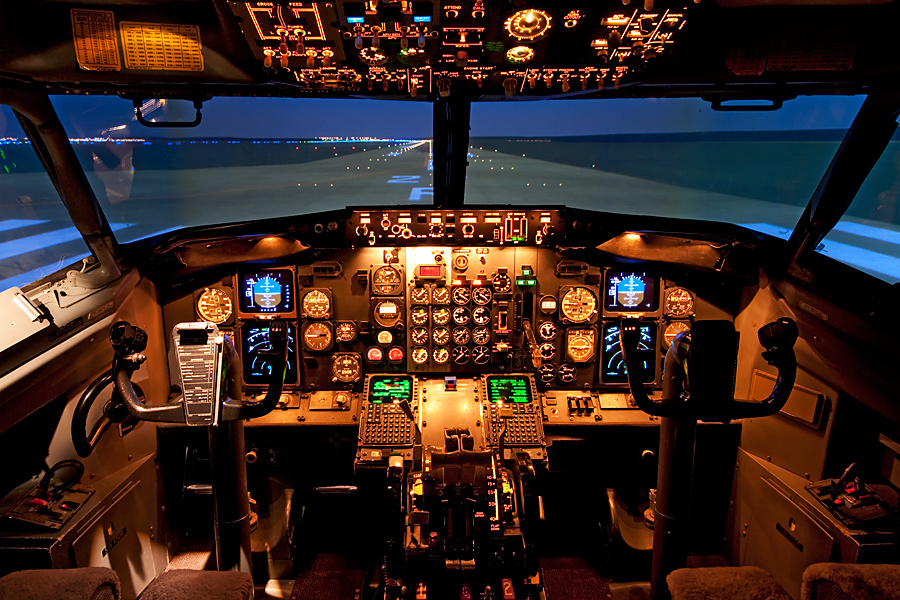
(557, 364), (577, 383)
(412, 347), (429, 364)
(664, 288), (694, 317)
(332, 353), (362, 383)
(452, 306), (471, 325)
(601, 322), (656, 383)
(335, 321), (357, 342)
(472, 345), (491, 365)
(432, 287), (450, 304)
(472, 287), (492, 305)
(432, 327), (450, 345)
(374, 300), (402, 327)
(452, 327), (470, 345)
(505, 9), (552, 41)
(242, 323), (298, 385)
(411, 306), (429, 325)
(302, 289), (330, 319)
(561, 287), (597, 323)
(472, 306), (491, 325)
(366, 346), (384, 363)
(452, 346), (470, 364)
(472, 326), (491, 345)
(539, 322), (558, 340)
(433, 347), (450, 364)
(452, 287), (471, 305)
(411, 287), (429, 304)
(372, 266), (403, 295)
(663, 322), (690, 349)
(197, 288), (233, 324)
(566, 328), (596, 363)
(492, 273), (512, 294)
(376, 330), (394, 345)
(411, 327), (429, 345)
(506, 45), (535, 64)
(538, 364), (556, 383)
(359, 47), (389, 66)
(539, 343), (556, 361)
(303, 321), (333, 351)
(432, 306), (450, 325)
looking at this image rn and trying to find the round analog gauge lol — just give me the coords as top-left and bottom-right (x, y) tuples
(505, 9), (552, 41)
(539, 342), (556, 361)
(433, 347), (450, 364)
(373, 266), (403, 295)
(303, 322), (332, 351)
(387, 346), (404, 362)
(472, 326), (491, 345)
(539, 321), (558, 340)
(567, 330), (595, 362)
(374, 300), (402, 327)
(332, 353), (361, 383)
(561, 287), (597, 323)
(432, 327), (450, 345)
(411, 287), (429, 304)
(538, 364), (556, 383)
(663, 322), (691, 349)
(432, 287), (450, 304)
(506, 45), (535, 65)
(472, 345), (491, 365)
(452, 346), (470, 364)
(359, 47), (389, 66)
(539, 294), (558, 315)
(376, 330), (393, 345)
(366, 346), (384, 362)
(335, 321), (357, 343)
(472, 306), (491, 325)
(558, 364), (577, 383)
(411, 327), (429, 345)
(665, 288), (694, 317)
(432, 306), (450, 325)
(411, 347), (429, 364)
(452, 287), (471, 305)
(411, 306), (429, 325)
(302, 289), (330, 319)
(492, 273), (512, 294)
(197, 288), (233, 324)
(452, 327), (470, 345)
(452, 306), (471, 325)
(472, 287), (492, 305)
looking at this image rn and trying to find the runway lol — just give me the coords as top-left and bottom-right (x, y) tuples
(1, 134), (898, 289)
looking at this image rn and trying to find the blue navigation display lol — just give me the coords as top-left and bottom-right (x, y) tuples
(240, 270), (294, 314)
(604, 271), (658, 312)
(241, 322), (298, 385)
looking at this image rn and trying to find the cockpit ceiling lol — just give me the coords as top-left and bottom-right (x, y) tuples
(0, 0), (897, 99)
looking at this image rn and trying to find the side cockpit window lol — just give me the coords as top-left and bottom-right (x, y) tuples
(815, 127), (900, 283)
(0, 105), (95, 293)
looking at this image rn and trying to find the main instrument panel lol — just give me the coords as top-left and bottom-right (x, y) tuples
(178, 209), (721, 427)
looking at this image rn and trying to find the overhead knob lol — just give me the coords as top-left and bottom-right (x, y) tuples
(503, 77), (518, 97)
(456, 50), (468, 67)
(437, 77), (452, 97)
(609, 30), (622, 48)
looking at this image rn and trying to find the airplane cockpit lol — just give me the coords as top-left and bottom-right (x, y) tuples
(0, 1), (899, 599)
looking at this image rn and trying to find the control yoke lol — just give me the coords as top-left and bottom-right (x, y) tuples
(111, 320), (288, 425)
(619, 317), (798, 423)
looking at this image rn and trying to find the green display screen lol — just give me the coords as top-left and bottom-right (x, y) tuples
(369, 376), (413, 404)
(486, 376), (532, 403)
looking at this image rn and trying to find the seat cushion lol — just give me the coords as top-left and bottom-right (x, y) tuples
(138, 569), (252, 600)
(667, 566), (792, 600)
(0, 566), (120, 600)
(801, 563), (900, 600)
